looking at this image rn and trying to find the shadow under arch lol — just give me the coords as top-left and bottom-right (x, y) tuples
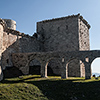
(28, 58), (41, 75)
(91, 57), (100, 77)
(66, 57), (85, 77)
(45, 57), (62, 76)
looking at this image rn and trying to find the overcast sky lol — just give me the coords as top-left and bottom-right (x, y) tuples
(0, 0), (100, 73)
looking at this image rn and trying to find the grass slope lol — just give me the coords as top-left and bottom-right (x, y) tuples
(0, 75), (100, 100)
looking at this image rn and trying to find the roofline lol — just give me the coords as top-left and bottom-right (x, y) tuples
(79, 15), (90, 29)
(37, 13), (90, 29)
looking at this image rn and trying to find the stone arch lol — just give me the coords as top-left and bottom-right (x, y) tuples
(28, 58), (41, 75)
(91, 57), (100, 77)
(45, 57), (62, 76)
(28, 55), (42, 65)
(27, 56), (43, 75)
(66, 57), (85, 77)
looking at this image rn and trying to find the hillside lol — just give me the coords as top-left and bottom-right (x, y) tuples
(0, 75), (100, 100)
(92, 73), (100, 77)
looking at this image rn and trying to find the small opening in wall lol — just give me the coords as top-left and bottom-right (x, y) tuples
(66, 25), (68, 30)
(6, 59), (9, 64)
(33, 33), (38, 38)
(62, 58), (64, 62)
(84, 42), (86, 44)
(85, 57), (89, 62)
(58, 27), (60, 31)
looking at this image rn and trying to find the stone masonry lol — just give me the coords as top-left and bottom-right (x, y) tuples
(37, 14), (90, 77)
(12, 50), (100, 80)
(0, 14), (93, 81)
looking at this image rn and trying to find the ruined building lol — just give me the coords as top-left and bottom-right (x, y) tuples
(0, 14), (90, 79)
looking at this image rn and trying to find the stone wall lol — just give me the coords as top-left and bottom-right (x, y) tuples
(2, 32), (19, 70)
(1, 19), (41, 70)
(78, 17), (90, 50)
(0, 24), (3, 55)
(78, 16), (90, 77)
(19, 37), (40, 53)
(37, 15), (79, 52)
(1, 19), (18, 70)
(0, 24), (3, 69)
(2, 31), (41, 70)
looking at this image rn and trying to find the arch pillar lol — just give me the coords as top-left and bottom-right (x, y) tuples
(41, 61), (47, 78)
(84, 62), (91, 79)
(0, 20), (4, 81)
(61, 60), (68, 79)
(0, 66), (3, 81)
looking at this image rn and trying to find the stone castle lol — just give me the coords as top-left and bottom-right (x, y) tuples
(0, 14), (91, 80)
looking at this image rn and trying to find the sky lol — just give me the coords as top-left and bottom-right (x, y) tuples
(0, 0), (100, 73)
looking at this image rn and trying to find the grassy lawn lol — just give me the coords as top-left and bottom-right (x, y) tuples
(0, 75), (100, 100)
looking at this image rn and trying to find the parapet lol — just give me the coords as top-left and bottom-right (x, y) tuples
(3, 19), (16, 30)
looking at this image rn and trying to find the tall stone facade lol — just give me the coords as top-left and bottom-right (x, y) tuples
(78, 17), (90, 77)
(37, 14), (90, 77)
(0, 14), (90, 78)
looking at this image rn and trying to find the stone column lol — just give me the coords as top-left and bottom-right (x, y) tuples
(0, 64), (3, 81)
(41, 62), (47, 78)
(0, 24), (4, 81)
(84, 62), (91, 79)
(61, 61), (68, 79)
(0, 51), (3, 81)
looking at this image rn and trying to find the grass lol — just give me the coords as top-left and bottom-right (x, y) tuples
(0, 75), (100, 100)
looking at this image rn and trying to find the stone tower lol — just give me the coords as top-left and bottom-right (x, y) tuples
(37, 14), (90, 77)
(3, 19), (16, 30)
(1, 19), (17, 70)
